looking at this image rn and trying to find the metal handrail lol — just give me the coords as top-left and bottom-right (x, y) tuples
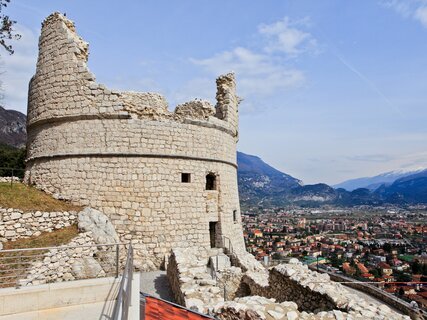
(112, 244), (133, 320)
(221, 235), (234, 255)
(0, 243), (125, 253)
(0, 243), (126, 288)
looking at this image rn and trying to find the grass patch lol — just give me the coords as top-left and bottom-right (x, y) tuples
(0, 225), (79, 288)
(3, 224), (79, 250)
(0, 182), (82, 212)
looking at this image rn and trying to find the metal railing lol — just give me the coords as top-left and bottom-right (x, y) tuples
(263, 257), (293, 267)
(207, 236), (237, 300)
(209, 255), (228, 300)
(0, 243), (125, 288)
(112, 244), (133, 320)
(221, 235), (234, 255)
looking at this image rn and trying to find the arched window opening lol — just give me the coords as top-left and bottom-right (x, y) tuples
(206, 173), (217, 190)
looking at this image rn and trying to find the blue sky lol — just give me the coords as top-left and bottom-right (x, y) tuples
(1, 0), (427, 184)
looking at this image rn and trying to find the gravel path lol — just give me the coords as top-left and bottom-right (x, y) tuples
(140, 271), (175, 302)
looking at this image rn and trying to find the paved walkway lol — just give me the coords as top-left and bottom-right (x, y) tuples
(140, 271), (175, 302)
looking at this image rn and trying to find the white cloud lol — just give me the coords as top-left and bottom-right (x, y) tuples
(258, 17), (317, 57)
(0, 25), (38, 114)
(382, 0), (413, 17)
(382, 0), (427, 28)
(414, 6), (427, 27)
(187, 17), (314, 113)
(191, 47), (305, 99)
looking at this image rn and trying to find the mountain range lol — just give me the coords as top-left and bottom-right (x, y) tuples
(333, 168), (426, 191)
(237, 151), (427, 208)
(0, 106), (26, 148)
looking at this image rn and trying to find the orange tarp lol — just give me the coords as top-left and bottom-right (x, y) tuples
(145, 296), (212, 320)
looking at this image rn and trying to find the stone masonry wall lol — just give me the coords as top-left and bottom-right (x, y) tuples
(0, 208), (77, 241)
(241, 262), (410, 319)
(167, 249), (409, 319)
(25, 12), (245, 270)
(167, 247), (225, 310)
(7, 208), (122, 287)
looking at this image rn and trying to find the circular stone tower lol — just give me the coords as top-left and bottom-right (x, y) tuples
(25, 13), (245, 270)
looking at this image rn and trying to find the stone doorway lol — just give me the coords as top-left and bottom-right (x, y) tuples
(209, 222), (217, 248)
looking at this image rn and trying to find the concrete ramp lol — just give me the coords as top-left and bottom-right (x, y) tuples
(0, 275), (140, 320)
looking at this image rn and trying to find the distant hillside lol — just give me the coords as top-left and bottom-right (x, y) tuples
(237, 152), (302, 206)
(374, 169), (427, 204)
(0, 106), (26, 148)
(333, 168), (425, 191)
(237, 152), (427, 208)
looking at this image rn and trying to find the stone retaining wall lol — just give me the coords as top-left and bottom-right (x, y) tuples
(0, 208), (77, 242)
(0, 177), (21, 183)
(240, 262), (410, 319)
(1, 207), (122, 287)
(167, 248), (410, 319)
(256, 267), (339, 312)
(167, 247), (224, 311)
(325, 270), (424, 320)
(20, 232), (100, 286)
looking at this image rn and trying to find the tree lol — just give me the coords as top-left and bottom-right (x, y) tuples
(370, 269), (379, 278)
(0, 143), (26, 177)
(0, 0), (21, 55)
(412, 260), (421, 274)
(383, 243), (392, 253)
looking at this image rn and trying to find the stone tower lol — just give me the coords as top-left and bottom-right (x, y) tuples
(25, 13), (245, 270)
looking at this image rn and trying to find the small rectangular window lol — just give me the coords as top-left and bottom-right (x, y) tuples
(206, 173), (216, 190)
(233, 210), (237, 222)
(181, 173), (191, 183)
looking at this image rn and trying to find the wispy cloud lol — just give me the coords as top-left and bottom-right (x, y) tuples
(0, 25), (38, 113)
(346, 154), (395, 162)
(191, 47), (305, 97)
(381, 0), (427, 28)
(258, 17), (317, 57)
(415, 5), (427, 27)
(189, 16), (315, 113)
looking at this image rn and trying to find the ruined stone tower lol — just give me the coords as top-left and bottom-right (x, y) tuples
(25, 13), (245, 270)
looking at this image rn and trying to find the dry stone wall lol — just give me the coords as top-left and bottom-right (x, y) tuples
(15, 208), (121, 286)
(25, 12), (245, 270)
(0, 177), (21, 183)
(167, 248), (410, 320)
(167, 247), (225, 310)
(239, 262), (410, 320)
(20, 231), (98, 286)
(0, 208), (77, 242)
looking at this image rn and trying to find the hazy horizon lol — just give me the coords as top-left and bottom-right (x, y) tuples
(1, 0), (427, 185)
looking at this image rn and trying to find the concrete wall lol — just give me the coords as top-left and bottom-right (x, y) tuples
(0, 275), (140, 320)
(25, 12), (245, 270)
